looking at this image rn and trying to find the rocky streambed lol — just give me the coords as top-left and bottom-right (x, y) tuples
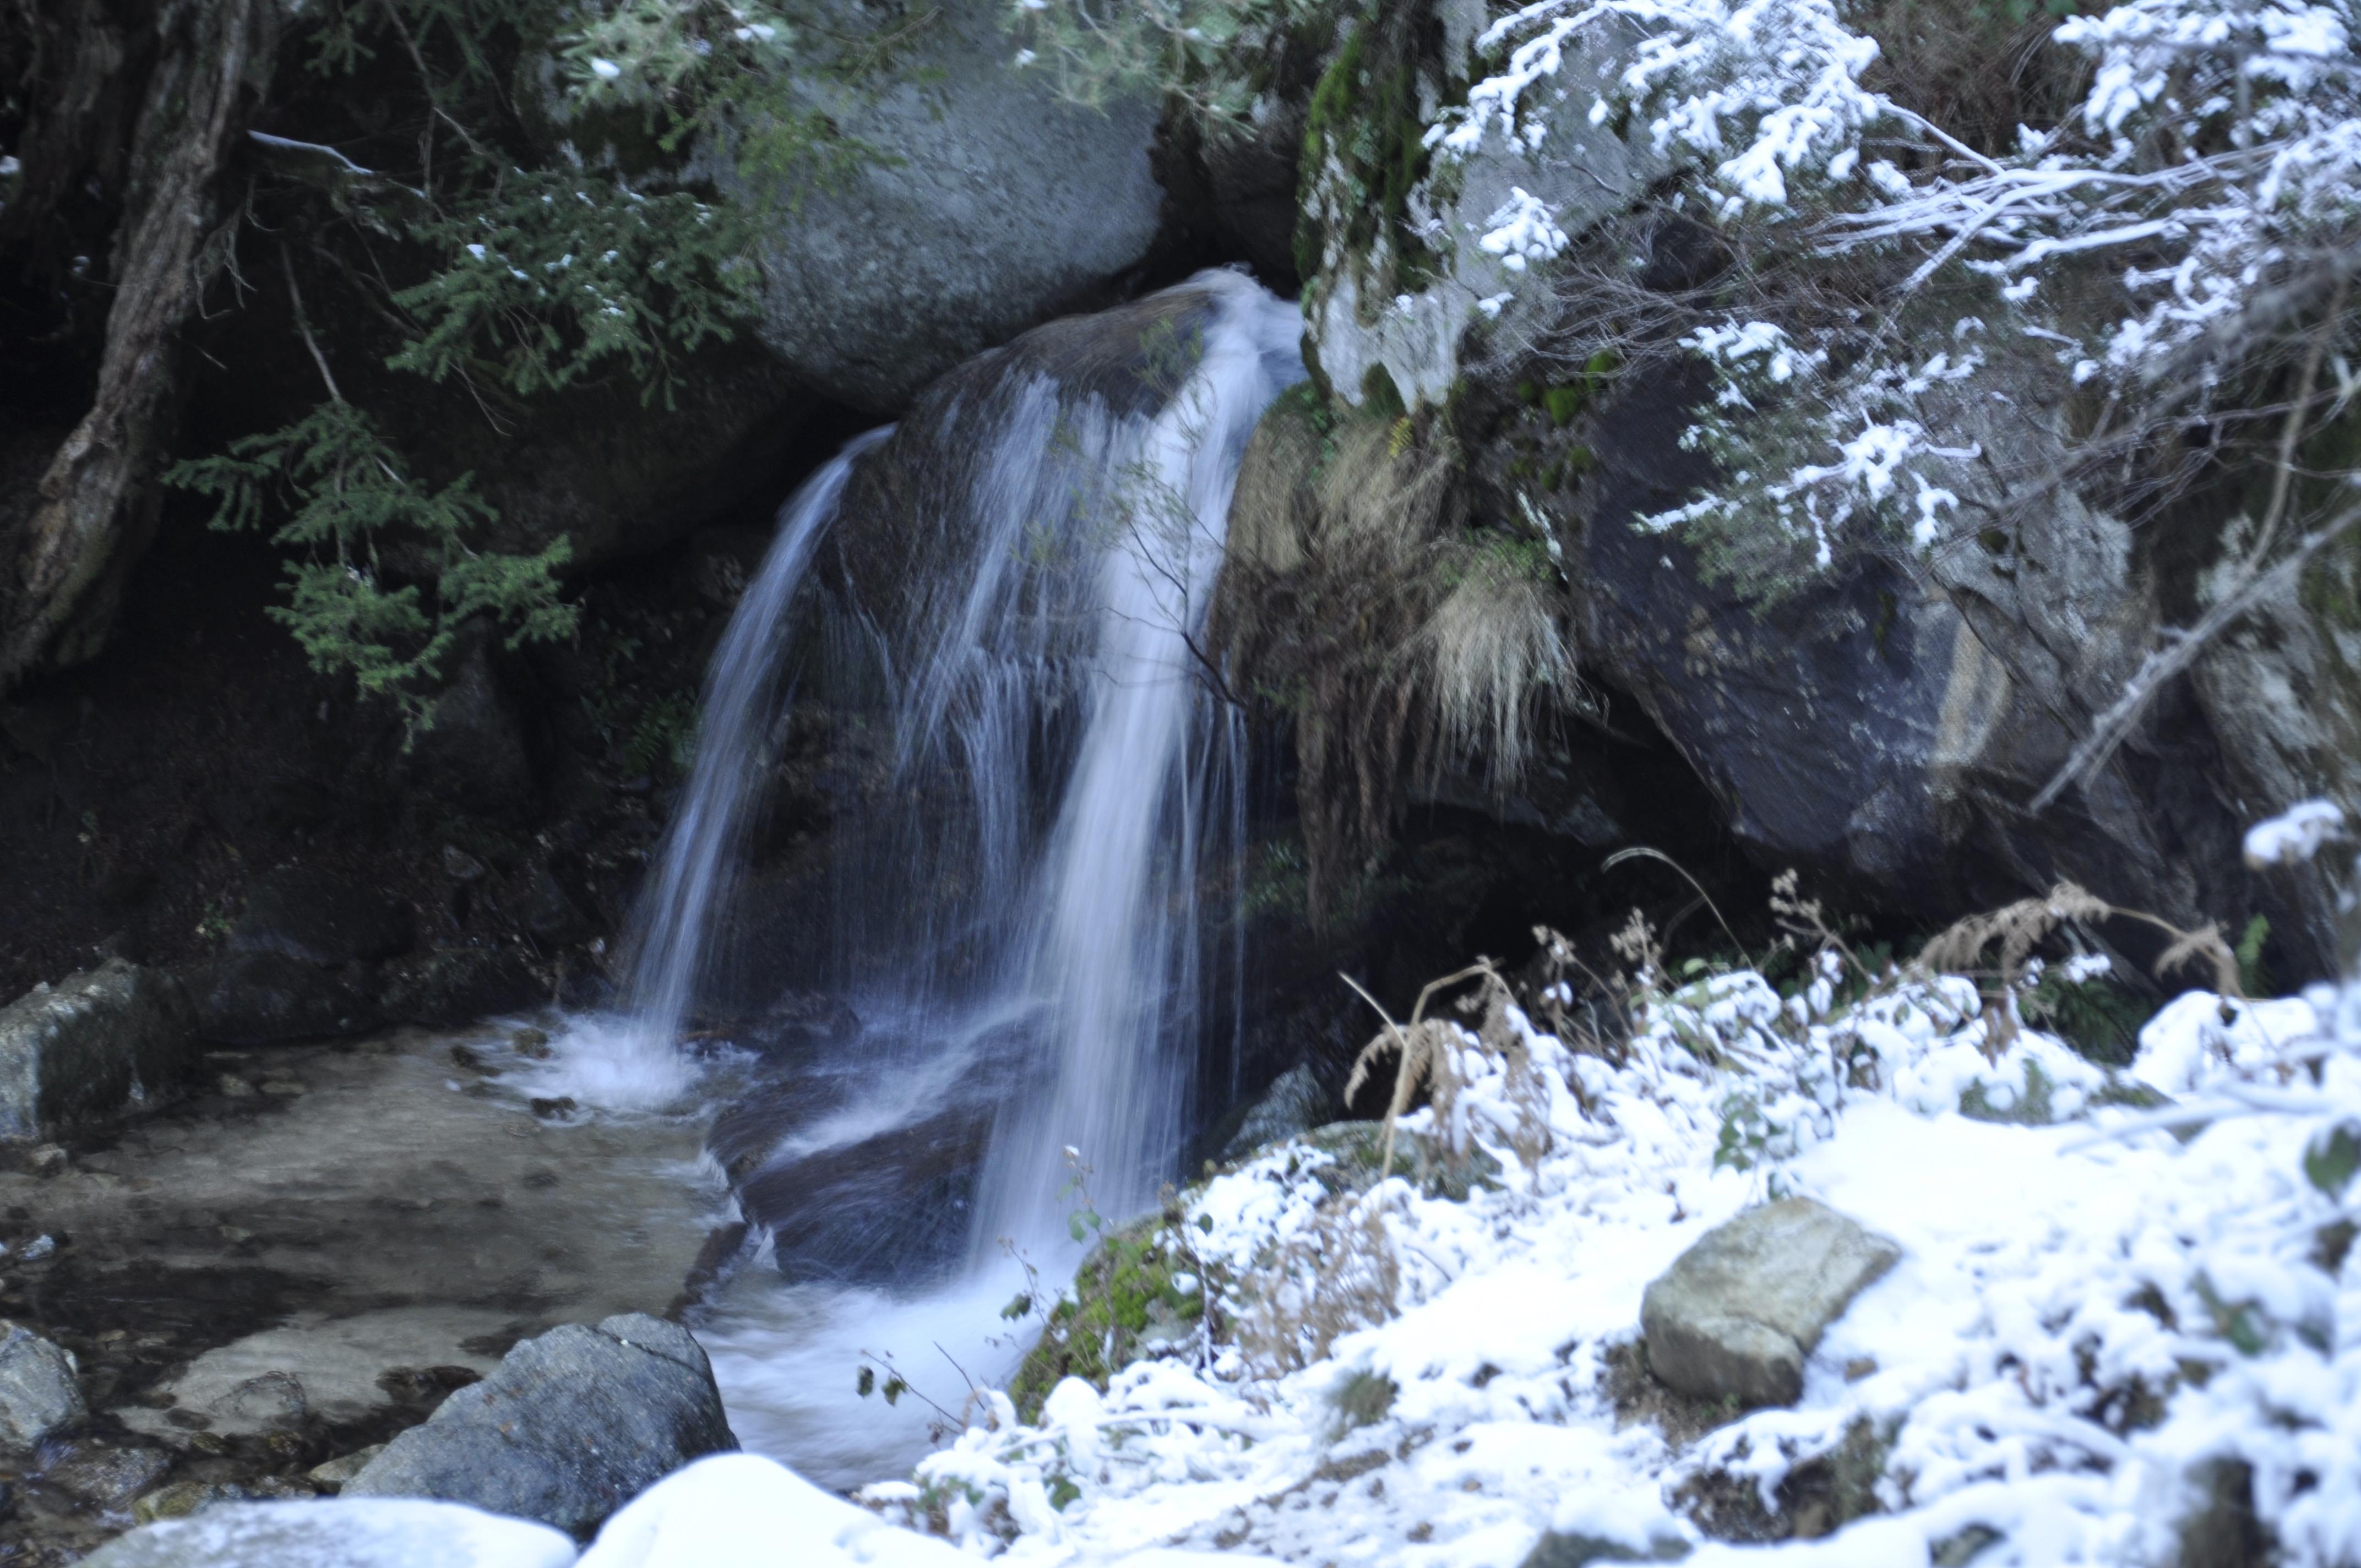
(0, 1019), (728, 1564)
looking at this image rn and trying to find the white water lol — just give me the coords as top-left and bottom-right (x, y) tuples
(590, 269), (1303, 1483)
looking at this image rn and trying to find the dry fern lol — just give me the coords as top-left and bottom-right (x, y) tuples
(1916, 880), (2243, 1055)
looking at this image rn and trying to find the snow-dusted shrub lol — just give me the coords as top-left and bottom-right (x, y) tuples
(1433, 0), (2361, 602)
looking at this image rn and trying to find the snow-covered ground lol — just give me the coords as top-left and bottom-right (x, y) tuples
(790, 954), (2356, 1568)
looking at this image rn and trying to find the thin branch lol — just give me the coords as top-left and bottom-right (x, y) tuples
(2031, 499), (2361, 812)
(281, 246), (344, 405)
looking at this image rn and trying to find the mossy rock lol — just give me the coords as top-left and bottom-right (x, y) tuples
(1008, 1215), (1207, 1420)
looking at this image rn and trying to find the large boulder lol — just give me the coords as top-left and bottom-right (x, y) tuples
(344, 1313), (736, 1539)
(0, 959), (197, 1139)
(77, 1499), (578, 1568)
(726, 0), (1166, 411)
(382, 947), (545, 1029)
(1640, 1198), (1899, 1409)
(0, 1323), (85, 1452)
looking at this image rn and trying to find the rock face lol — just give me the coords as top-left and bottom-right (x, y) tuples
(77, 1498), (578, 1568)
(1640, 1199), (1900, 1409)
(0, 1324), (85, 1452)
(198, 952), (385, 1047)
(0, 960), (197, 1139)
(344, 1313), (736, 1538)
(229, 869), (414, 969)
(730, 0), (1166, 411)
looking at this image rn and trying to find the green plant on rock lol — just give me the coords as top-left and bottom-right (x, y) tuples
(1004, 0), (1334, 132)
(168, 399), (576, 733)
(1007, 1215), (1210, 1420)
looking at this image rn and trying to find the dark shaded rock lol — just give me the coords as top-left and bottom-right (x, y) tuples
(198, 952), (384, 1046)
(383, 948), (544, 1028)
(1641, 1199), (1900, 1410)
(521, 867), (596, 948)
(229, 869), (412, 968)
(400, 635), (539, 820)
(2180, 1458), (2271, 1568)
(738, 1102), (994, 1287)
(343, 1312), (736, 1539)
(0, 1324), (85, 1453)
(1214, 1061), (1331, 1163)
(0, 960), (198, 1139)
(42, 1439), (173, 1506)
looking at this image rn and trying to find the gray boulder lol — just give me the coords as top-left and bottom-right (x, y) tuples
(382, 948), (544, 1029)
(1640, 1199), (1900, 1410)
(0, 959), (197, 1140)
(1218, 1063), (1333, 1163)
(344, 1313), (735, 1538)
(727, 0), (1165, 411)
(77, 1498), (578, 1568)
(0, 1323), (84, 1452)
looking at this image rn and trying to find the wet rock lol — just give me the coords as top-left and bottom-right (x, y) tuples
(1641, 1199), (1901, 1409)
(730, 0), (1163, 411)
(42, 1438), (173, 1506)
(0, 1324), (85, 1453)
(132, 1480), (240, 1525)
(1216, 1062), (1332, 1163)
(523, 868), (596, 948)
(197, 952), (384, 1046)
(737, 1102), (993, 1287)
(229, 869), (413, 968)
(344, 1312), (735, 1538)
(78, 1498), (578, 1567)
(0, 960), (198, 1140)
(382, 948), (544, 1028)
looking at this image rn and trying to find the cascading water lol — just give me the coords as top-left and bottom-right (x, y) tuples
(587, 268), (1302, 1485)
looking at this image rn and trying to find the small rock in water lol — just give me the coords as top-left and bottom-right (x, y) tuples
(221, 1370), (307, 1430)
(258, 1076), (306, 1097)
(43, 1439), (174, 1506)
(0, 1324), (85, 1453)
(217, 1074), (255, 1099)
(19, 1234), (55, 1261)
(528, 1097), (576, 1122)
(450, 1045), (498, 1077)
(132, 1480), (238, 1526)
(1640, 1197), (1900, 1409)
(510, 1027), (552, 1060)
(307, 1445), (387, 1491)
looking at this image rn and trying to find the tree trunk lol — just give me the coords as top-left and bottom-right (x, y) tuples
(0, 0), (274, 690)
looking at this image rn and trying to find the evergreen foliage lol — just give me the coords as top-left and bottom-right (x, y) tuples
(165, 0), (877, 725)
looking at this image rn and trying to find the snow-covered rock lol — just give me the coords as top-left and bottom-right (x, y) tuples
(1639, 1197), (1899, 1408)
(578, 1452), (968, 1568)
(76, 1498), (578, 1567)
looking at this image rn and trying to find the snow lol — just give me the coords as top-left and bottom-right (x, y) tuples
(579, 1454), (972, 1568)
(2245, 800), (2348, 869)
(95, 1499), (578, 1567)
(782, 943), (2361, 1568)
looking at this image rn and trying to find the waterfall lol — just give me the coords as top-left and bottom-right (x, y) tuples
(601, 269), (1302, 1482)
